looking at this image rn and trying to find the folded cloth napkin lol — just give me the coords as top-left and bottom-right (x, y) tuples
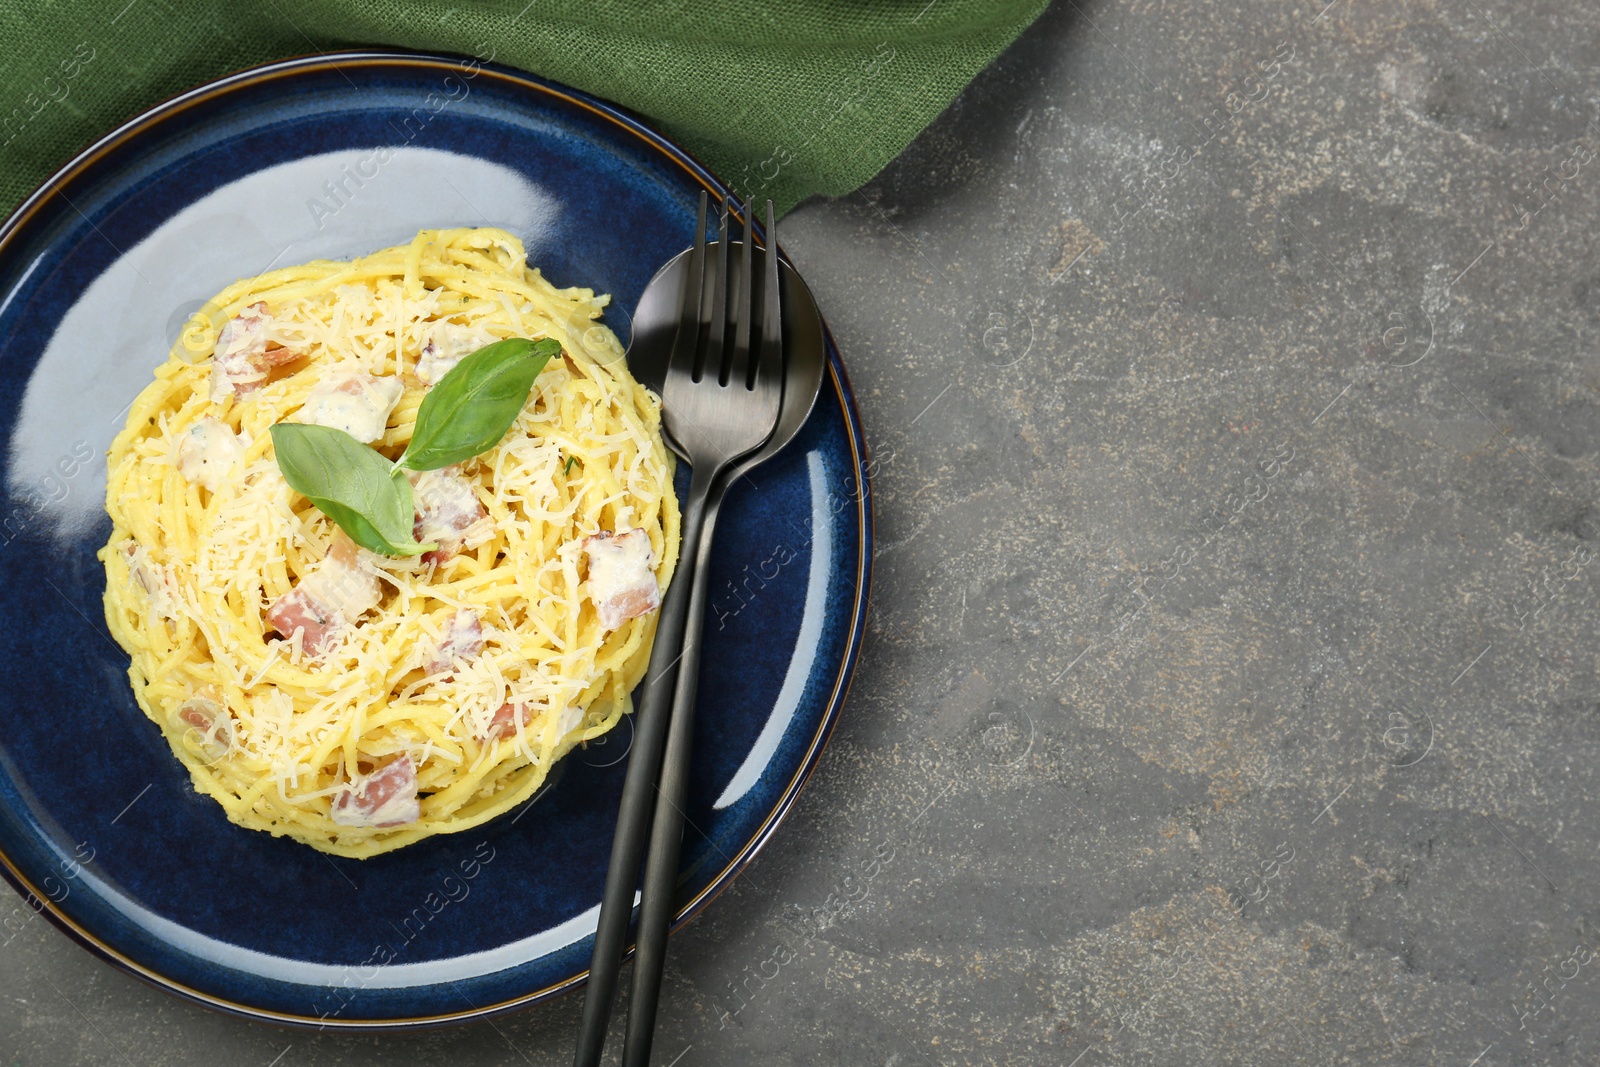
(0, 0), (1049, 217)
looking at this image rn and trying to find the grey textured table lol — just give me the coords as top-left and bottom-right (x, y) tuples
(8, 1), (1600, 1063)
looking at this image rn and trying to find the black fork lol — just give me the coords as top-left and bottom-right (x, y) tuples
(575, 192), (783, 1067)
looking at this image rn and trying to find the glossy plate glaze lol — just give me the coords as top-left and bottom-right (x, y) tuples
(0, 52), (869, 1028)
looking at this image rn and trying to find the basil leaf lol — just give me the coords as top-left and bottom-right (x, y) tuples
(399, 337), (560, 472)
(270, 423), (434, 556)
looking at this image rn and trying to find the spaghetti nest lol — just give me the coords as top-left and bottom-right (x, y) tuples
(99, 228), (679, 858)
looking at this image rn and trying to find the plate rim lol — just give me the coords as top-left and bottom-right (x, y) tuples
(0, 48), (874, 1031)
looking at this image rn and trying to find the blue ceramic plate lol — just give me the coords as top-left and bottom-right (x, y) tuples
(0, 52), (869, 1028)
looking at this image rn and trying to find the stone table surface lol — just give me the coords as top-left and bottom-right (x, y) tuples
(8, 1), (1600, 1063)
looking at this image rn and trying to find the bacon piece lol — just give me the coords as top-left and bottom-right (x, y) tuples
(175, 416), (245, 491)
(122, 541), (179, 619)
(483, 702), (530, 742)
(265, 535), (382, 657)
(411, 467), (492, 565)
(416, 322), (500, 385)
(171, 687), (233, 760)
(299, 373), (404, 443)
(209, 302), (299, 402)
(298, 534), (382, 617)
(265, 587), (340, 657)
(425, 609), (483, 677)
(330, 754), (420, 828)
(582, 528), (661, 631)
(325, 533), (361, 571)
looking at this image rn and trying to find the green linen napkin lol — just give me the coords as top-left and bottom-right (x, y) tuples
(0, 0), (1049, 218)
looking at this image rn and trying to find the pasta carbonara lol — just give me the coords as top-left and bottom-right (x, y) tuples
(99, 229), (679, 858)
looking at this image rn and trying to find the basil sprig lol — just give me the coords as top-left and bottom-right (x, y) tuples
(400, 338), (560, 470)
(270, 337), (561, 556)
(271, 424), (431, 555)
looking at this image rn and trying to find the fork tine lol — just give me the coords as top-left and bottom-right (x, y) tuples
(673, 191), (708, 378)
(756, 199), (782, 389)
(724, 199), (755, 388)
(696, 198), (730, 383)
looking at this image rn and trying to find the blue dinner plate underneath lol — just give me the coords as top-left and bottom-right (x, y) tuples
(0, 52), (869, 1028)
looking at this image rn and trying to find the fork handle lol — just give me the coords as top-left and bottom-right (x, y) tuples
(574, 461), (718, 1067)
(620, 467), (732, 1067)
